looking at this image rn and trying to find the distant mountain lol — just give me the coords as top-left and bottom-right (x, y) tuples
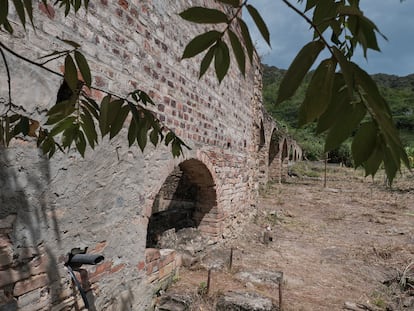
(262, 64), (414, 148)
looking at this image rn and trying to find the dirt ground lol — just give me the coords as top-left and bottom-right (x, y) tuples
(163, 163), (414, 310)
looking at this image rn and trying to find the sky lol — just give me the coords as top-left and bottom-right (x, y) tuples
(244, 1), (414, 76)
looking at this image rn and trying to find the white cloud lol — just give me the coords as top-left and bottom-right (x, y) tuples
(245, 0), (414, 76)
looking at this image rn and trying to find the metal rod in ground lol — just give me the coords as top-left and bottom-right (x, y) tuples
(324, 153), (327, 188)
(279, 272), (283, 311)
(207, 268), (211, 294)
(229, 248), (233, 271)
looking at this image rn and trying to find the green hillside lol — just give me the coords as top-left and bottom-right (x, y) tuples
(263, 64), (414, 163)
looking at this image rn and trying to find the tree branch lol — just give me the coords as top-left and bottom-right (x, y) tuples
(281, 0), (334, 56)
(0, 46), (12, 113)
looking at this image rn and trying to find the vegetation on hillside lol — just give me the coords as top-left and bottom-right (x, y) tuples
(263, 64), (414, 166)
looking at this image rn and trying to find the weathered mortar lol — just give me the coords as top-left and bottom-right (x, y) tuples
(0, 1), (301, 309)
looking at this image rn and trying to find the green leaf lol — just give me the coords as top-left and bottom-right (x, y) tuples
(179, 7), (228, 24)
(199, 45), (216, 79)
(165, 132), (175, 146)
(214, 40), (230, 83)
(358, 15), (381, 57)
(352, 121), (377, 167)
(62, 123), (79, 148)
(313, 0), (337, 36)
(182, 31), (221, 59)
(336, 4), (362, 16)
(276, 41), (325, 105)
(74, 0), (81, 11)
(246, 4), (270, 46)
(299, 58), (336, 126)
(237, 18), (254, 62)
(316, 73), (348, 134)
(12, 0), (26, 29)
(138, 91), (155, 106)
(171, 139), (182, 158)
(128, 119), (137, 147)
(127, 102), (140, 124)
(64, 54), (78, 91)
(41, 137), (53, 155)
(75, 129), (86, 157)
(22, 0), (34, 28)
(80, 106), (98, 148)
(82, 97), (100, 120)
(46, 100), (76, 125)
(99, 95), (111, 137)
(19, 116), (30, 136)
(74, 51), (92, 87)
(136, 125), (148, 152)
(364, 144), (382, 177)
(382, 145), (398, 184)
(107, 99), (124, 127)
(332, 47), (355, 98)
(50, 116), (76, 136)
(3, 20), (13, 34)
(228, 29), (245, 76)
(110, 105), (129, 139)
(305, 0), (318, 12)
(47, 99), (73, 116)
(353, 63), (409, 171)
(217, 0), (239, 7)
(149, 129), (159, 146)
(0, 1), (8, 25)
(324, 101), (366, 152)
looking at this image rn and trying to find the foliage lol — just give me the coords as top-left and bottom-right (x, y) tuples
(179, 0), (410, 184)
(0, 0), (188, 159)
(406, 146), (414, 168)
(262, 65), (414, 168)
(0, 0), (410, 184)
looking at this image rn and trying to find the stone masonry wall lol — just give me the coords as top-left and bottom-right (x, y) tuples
(0, 1), (300, 310)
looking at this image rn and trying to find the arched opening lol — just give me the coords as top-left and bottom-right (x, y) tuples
(268, 129), (280, 166)
(294, 150), (297, 161)
(289, 145), (294, 161)
(281, 139), (288, 160)
(258, 120), (265, 150)
(146, 159), (218, 249)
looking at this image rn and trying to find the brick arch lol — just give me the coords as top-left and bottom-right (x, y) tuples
(145, 155), (220, 248)
(258, 119), (266, 150)
(268, 129), (280, 166)
(281, 138), (288, 160)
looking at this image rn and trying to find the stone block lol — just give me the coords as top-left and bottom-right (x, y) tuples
(145, 248), (161, 263)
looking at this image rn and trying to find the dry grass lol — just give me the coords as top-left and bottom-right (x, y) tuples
(160, 163), (414, 310)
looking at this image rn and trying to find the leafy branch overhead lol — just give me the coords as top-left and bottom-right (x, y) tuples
(180, 0), (409, 183)
(180, 0), (271, 82)
(0, 0), (189, 159)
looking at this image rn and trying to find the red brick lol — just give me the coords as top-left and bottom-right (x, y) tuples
(118, 0), (129, 10)
(91, 241), (107, 254)
(137, 261), (145, 271)
(13, 274), (48, 296)
(110, 263), (125, 274)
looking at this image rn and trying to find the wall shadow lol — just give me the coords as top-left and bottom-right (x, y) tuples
(0, 145), (66, 309)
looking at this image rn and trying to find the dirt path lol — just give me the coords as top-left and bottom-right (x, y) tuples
(164, 164), (414, 310)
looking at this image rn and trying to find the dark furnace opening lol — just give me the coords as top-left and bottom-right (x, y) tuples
(146, 159), (217, 248)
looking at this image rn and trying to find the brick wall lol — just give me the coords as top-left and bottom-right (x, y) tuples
(0, 1), (300, 309)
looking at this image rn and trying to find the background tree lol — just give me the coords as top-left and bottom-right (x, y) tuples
(0, 0), (410, 183)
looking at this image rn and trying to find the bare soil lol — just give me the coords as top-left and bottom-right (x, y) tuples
(163, 163), (414, 310)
